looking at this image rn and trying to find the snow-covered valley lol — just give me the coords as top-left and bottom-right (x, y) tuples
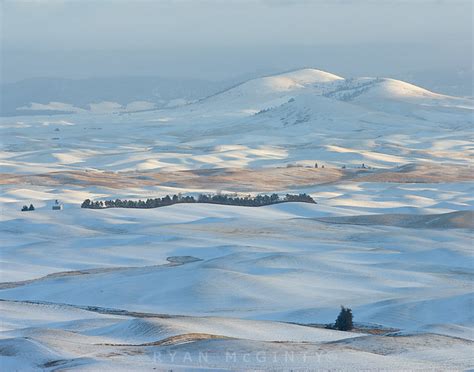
(1, 69), (473, 370)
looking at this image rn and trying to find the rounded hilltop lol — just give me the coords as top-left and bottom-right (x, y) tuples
(238, 68), (344, 94)
(360, 77), (446, 99)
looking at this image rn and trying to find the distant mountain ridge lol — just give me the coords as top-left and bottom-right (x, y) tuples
(0, 76), (230, 116)
(2, 68), (471, 117)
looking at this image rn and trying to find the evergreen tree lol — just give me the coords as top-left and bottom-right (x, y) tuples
(334, 306), (353, 331)
(21, 205), (28, 211)
(28, 204), (35, 211)
(81, 199), (91, 208)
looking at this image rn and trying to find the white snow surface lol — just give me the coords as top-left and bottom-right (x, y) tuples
(1, 68), (472, 173)
(1, 68), (473, 370)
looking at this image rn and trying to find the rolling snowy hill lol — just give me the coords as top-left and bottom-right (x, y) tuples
(1, 68), (473, 370)
(1, 68), (472, 174)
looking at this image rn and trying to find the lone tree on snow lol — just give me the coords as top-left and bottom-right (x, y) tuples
(335, 306), (353, 331)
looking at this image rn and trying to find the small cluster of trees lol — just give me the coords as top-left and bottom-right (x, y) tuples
(81, 193), (316, 209)
(21, 204), (35, 211)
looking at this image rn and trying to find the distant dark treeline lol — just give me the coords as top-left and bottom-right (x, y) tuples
(81, 193), (316, 209)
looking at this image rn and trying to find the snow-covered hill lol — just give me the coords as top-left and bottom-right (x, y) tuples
(192, 68), (471, 116)
(1, 68), (472, 174)
(1, 68), (473, 370)
(2, 300), (472, 371)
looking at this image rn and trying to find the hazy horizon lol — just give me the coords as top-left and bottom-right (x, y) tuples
(1, 0), (472, 95)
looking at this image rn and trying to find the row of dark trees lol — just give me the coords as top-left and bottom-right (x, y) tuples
(81, 193), (316, 209)
(21, 204), (35, 211)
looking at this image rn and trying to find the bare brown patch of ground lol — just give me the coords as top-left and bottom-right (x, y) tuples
(354, 163), (473, 183)
(294, 323), (399, 336)
(0, 163), (471, 191)
(98, 333), (233, 347)
(0, 167), (346, 191)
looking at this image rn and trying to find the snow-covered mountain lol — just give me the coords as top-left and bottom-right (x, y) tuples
(1, 68), (471, 173)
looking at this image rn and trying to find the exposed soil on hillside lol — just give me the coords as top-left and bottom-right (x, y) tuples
(1, 163), (471, 191)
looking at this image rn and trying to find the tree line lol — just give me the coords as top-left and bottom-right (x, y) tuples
(81, 193), (316, 209)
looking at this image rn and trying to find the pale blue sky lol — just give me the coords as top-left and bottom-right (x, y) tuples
(1, 0), (472, 86)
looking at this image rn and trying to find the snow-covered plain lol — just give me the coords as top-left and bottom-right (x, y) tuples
(1, 69), (473, 370)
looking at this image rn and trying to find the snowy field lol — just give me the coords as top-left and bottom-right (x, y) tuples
(1, 69), (473, 370)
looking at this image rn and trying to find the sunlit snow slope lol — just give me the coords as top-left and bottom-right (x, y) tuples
(1, 68), (473, 370)
(1, 68), (472, 173)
